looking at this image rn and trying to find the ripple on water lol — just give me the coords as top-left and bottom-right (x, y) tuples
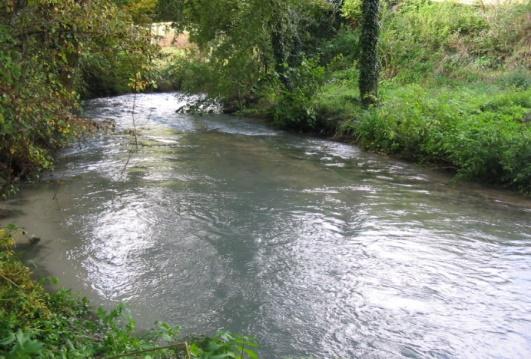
(2, 93), (531, 359)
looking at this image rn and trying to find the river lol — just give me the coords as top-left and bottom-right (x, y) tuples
(1, 93), (531, 358)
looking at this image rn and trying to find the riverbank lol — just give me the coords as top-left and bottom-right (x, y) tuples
(311, 81), (530, 193)
(0, 225), (258, 358)
(162, 0), (530, 194)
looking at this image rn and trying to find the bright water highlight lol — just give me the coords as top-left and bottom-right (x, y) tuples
(2, 93), (531, 358)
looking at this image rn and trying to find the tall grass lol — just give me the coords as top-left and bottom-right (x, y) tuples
(309, 0), (531, 191)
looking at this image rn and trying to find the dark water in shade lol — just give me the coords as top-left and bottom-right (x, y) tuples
(1, 93), (531, 358)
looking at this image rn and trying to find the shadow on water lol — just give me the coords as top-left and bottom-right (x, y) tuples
(0, 208), (25, 220)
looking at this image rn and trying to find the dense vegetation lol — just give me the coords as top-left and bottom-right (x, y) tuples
(0, 0), (529, 356)
(161, 0), (530, 193)
(0, 0), (156, 196)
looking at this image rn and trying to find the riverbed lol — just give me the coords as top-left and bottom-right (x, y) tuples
(2, 93), (530, 358)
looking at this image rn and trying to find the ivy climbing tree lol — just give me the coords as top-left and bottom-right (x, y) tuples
(164, 0), (338, 103)
(358, 0), (380, 106)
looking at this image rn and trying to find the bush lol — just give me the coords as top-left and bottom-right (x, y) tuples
(158, 53), (217, 94)
(365, 0), (529, 83)
(312, 76), (360, 131)
(0, 0), (156, 195)
(272, 59), (326, 131)
(319, 28), (361, 65)
(497, 69), (531, 90)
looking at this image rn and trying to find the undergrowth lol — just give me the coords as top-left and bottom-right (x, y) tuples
(252, 0), (531, 192)
(0, 225), (259, 358)
(162, 1), (530, 193)
(0, 0), (157, 197)
(334, 84), (531, 192)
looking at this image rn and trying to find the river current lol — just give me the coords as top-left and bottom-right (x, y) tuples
(1, 93), (530, 358)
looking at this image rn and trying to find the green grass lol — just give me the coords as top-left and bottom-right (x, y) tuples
(258, 1), (531, 193)
(324, 82), (530, 192)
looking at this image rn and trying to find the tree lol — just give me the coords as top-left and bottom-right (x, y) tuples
(358, 0), (380, 106)
(0, 0), (156, 189)
(113, 0), (158, 23)
(165, 0), (337, 103)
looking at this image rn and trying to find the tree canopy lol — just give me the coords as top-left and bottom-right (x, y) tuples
(160, 0), (341, 103)
(0, 0), (156, 191)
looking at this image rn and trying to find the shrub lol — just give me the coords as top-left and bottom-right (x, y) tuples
(0, 0), (156, 195)
(272, 59), (326, 131)
(319, 28), (361, 65)
(360, 0), (530, 83)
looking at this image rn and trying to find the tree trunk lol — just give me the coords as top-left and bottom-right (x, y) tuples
(359, 0), (380, 107)
(271, 27), (291, 89)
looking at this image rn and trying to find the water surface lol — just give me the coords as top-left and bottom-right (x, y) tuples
(2, 93), (531, 358)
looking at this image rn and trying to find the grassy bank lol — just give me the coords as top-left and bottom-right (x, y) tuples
(313, 80), (530, 192)
(0, 226), (258, 358)
(164, 0), (530, 193)
(313, 0), (531, 192)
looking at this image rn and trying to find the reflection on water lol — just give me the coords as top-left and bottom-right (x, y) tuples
(2, 93), (531, 358)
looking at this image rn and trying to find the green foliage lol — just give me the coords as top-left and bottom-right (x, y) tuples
(0, 226), (259, 358)
(1, 330), (43, 359)
(377, 0), (529, 82)
(497, 68), (531, 90)
(156, 52), (225, 98)
(319, 29), (360, 65)
(163, 0), (338, 103)
(272, 59), (326, 131)
(342, 85), (531, 192)
(0, 0), (157, 195)
(189, 332), (258, 359)
(342, 0), (364, 20)
(313, 73), (360, 128)
(113, 0), (158, 23)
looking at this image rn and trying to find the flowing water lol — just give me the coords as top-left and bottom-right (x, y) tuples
(1, 93), (531, 358)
